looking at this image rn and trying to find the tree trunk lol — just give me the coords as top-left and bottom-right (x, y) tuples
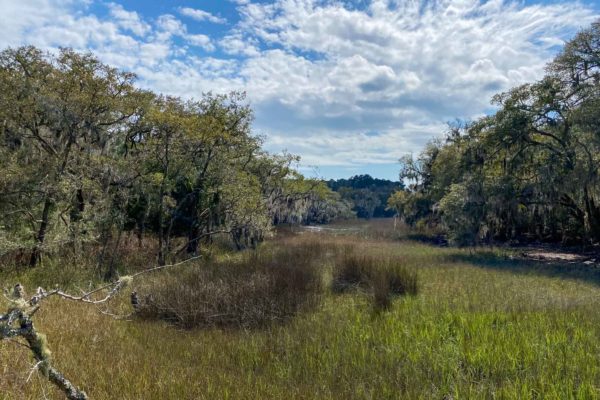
(29, 197), (52, 267)
(16, 309), (88, 399)
(157, 133), (171, 266)
(583, 186), (600, 243)
(185, 186), (203, 255)
(186, 215), (201, 255)
(136, 219), (145, 248)
(157, 194), (166, 266)
(29, 133), (75, 267)
(186, 151), (213, 255)
(105, 227), (123, 281)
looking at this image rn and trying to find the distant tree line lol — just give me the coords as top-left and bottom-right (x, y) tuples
(327, 174), (403, 219)
(0, 46), (351, 273)
(388, 20), (600, 246)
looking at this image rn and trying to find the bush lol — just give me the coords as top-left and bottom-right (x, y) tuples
(371, 259), (418, 310)
(133, 243), (326, 329)
(384, 261), (419, 296)
(333, 254), (418, 309)
(332, 254), (373, 292)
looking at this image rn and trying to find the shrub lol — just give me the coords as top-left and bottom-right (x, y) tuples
(371, 259), (418, 310)
(384, 261), (418, 296)
(333, 254), (418, 309)
(371, 271), (393, 310)
(332, 254), (373, 292)
(133, 243), (326, 329)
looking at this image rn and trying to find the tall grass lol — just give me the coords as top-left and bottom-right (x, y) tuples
(2, 220), (600, 399)
(134, 243), (327, 329)
(371, 259), (418, 310)
(333, 253), (418, 309)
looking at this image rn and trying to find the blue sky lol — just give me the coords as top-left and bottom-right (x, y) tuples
(1, 0), (599, 180)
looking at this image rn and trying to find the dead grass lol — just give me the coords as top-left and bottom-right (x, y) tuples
(134, 242), (327, 329)
(3, 220), (600, 399)
(333, 253), (418, 310)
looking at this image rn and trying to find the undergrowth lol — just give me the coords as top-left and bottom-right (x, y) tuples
(133, 243), (329, 329)
(333, 253), (418, 310)
(3, 220), (600, 399)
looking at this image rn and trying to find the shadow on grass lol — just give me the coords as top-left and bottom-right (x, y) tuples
(405, 233), (448, 246)
(445, 251), (600, 287)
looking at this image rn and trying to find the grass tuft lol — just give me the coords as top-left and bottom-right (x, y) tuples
(332, 254), (372, 292)
(333, 253), (418, 310)
(133, 243), (326, 329)
(4, 220), (600, 399)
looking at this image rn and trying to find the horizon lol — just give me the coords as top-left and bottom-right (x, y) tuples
(1, 0), (599, 180)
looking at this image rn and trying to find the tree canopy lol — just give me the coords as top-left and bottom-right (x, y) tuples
(327, 175), (402, 219)
(388, 20), (600, 246)
(0, 46), (350, 271)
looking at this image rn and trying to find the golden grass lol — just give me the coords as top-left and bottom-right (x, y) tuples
(2, 220), (600, 399)
(134, 243), (326, 329)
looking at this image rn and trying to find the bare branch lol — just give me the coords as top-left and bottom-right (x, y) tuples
(0, 255), (202, 399)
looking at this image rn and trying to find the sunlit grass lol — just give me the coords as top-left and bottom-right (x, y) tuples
(2, 221), (600, 399)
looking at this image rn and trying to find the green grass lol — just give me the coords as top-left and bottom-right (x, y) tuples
(2, 220), (600, 399)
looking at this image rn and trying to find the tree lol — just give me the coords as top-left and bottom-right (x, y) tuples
(0, 46), (352, 269)
(327, 174), (402, 219)
(391, 19), (600, 245)
(0, 47), (146, 266)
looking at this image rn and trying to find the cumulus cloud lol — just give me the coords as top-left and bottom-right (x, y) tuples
(220, 33), (260, 56)
(108, 2), (150, 36)
(237, 0), (595, 117)
(156, 14), (186, 38)
(0, 0), (597, 178)
(230, 0), (597, 173)
(179, 7), (227, 24)
(186, 34), (216, 51)
(155, 14), (215, 51)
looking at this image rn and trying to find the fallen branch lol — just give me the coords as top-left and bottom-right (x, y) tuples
(0, 255), (202, 399)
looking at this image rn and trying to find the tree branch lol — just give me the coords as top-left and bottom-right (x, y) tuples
(1, 255), (202, 399)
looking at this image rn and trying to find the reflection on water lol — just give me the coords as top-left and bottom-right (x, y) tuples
(301, 225), (361, 233)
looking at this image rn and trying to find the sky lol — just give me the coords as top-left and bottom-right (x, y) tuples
(0, 0), (599, 180)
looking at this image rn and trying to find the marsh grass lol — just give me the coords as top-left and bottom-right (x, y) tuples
(134, 243), (327, 329)
(371, 259), (418, 310)
(2, 220), (600, 399)
(332, 254), (372, 291)
(333, 253), (418, 310)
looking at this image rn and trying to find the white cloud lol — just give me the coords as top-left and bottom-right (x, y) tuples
(156, 14), (187, 38)
(138, 42), (171, 66)
(236, 0), (595, 116)
(0, 0), (76, 48)
(0, 0), (598, 175)
(186, 34), (215, 51)
(220, 33), (260, 56)
(108, 2), (150, 36)
(179, 7), (227, 24)
(155, 14), (215, 52)
(230, 0), (597, 167)
(263, 122), (443, 167)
